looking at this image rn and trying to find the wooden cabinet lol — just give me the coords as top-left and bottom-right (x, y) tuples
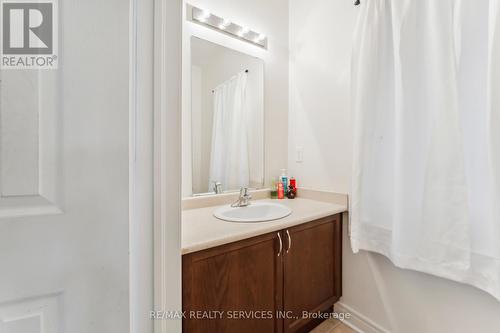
(283, 216), (342, 333)
(182, 232), (283, 333)
(182, 214), (342, 333)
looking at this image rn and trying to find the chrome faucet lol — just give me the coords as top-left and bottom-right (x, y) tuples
(231, 187), (252, 207)
(213, 181), (223, 194)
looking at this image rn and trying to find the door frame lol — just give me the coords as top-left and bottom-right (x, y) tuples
(129, 0), (183, 332)
(153, 1), (183, 333)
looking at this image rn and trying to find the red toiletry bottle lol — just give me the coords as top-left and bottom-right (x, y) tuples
(287, 177), (297, 199)
(278, 181), (285, 199)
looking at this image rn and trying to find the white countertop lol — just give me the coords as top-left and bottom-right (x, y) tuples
(182, 198), (347, 255)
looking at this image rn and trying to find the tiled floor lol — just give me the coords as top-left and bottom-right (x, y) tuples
(309, 319), (358, 333)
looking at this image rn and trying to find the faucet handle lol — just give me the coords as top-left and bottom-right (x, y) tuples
(213, 181), (222, 194)
(241, 187), (251, 197)
(243, 188), (252, 201)
(231, 187), (252, 207)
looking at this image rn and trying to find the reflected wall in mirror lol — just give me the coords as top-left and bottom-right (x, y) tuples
(189, 37), (264, 195)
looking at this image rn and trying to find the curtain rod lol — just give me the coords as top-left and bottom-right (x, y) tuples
(211, 70), (249, 93)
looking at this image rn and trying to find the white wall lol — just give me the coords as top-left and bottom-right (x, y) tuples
(182, 0), (289, 196)
(288, 0), (353, 192)
(289, 0), (500, 332)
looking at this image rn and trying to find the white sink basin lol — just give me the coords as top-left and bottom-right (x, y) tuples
(214, 202), (292, 223)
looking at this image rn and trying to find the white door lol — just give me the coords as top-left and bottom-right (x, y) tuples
(0, 0), (131, 332)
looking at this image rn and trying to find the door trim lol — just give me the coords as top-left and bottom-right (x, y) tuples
(153, 1), (183, 333)
(129, 0), (156, 332)
(130, 0), (183, 332)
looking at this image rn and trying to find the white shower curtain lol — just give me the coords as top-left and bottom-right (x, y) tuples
(351, 0), (500, 300)
(209, 71), (250, 190)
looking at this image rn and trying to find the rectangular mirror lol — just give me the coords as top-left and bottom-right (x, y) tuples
(189, 37), (264, 195)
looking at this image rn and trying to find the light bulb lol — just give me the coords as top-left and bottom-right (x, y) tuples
(238, 27), (249, 37)
(219, 19), (231, 30)
(198, 9), (211, 22)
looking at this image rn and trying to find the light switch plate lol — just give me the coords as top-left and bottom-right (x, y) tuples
(296, 146), (303, 163)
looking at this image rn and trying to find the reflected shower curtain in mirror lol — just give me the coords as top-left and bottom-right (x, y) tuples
(351, 0), (500, 300)
(209, 71), (249, 191)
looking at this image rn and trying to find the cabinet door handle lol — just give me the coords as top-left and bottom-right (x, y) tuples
(277, 232), (283, 257)
(286, 230), (291, 253)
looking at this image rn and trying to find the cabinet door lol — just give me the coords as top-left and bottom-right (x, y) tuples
(283, 215), (342, 333)
(183, 232), (284, 333)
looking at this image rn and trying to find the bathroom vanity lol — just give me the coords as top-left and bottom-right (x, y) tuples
(182, 198), (345, 333)
(181, 11), (347, 332)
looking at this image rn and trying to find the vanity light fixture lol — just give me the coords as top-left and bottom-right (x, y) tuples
(187, 4), (268, 49)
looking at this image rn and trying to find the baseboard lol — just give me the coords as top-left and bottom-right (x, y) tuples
(334, 302), (390, 333)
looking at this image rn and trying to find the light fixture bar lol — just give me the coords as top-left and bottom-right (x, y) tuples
(187, 4), (268, 49)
